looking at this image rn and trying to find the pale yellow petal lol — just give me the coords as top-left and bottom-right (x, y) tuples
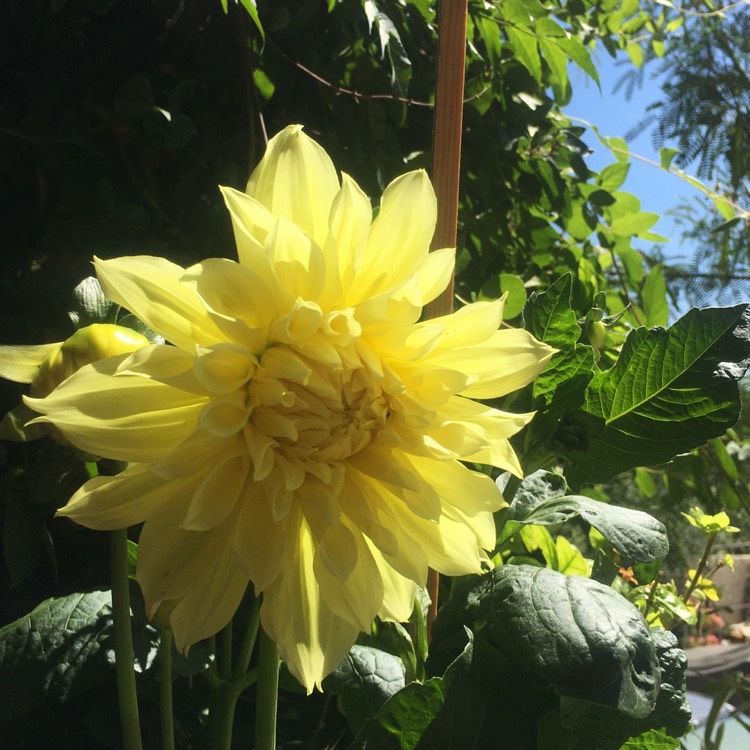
(247, 124), (340, 248)
(233, 484), (289, 591)
(25, 355), (207, 462)
(349, 170), (436, 300)
(56, 464), (200, 529)
(182, 454), (249, 531)
(193, 343), (257, 395)
(219, 186), (277, 279)
(322, 173), (371, 304)
(420, 299), (503, 350)
(399, 453), (506, 516)
(0, 342), (61, 383)
(342, 467), (429, 584)
(116, 344), (207, 394)
(261, 515), (359, 692)
(369, 544), (418, 622)
(94, 256), (227, 350)
(314, 523), (384, 631)
(266, 217), (326, 302)
(139, 508), (249, 652)
(182, 257), (278, 339)
(428, 328), (556, 398)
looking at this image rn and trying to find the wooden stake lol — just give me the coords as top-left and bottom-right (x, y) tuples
(424, 0), (469, 636)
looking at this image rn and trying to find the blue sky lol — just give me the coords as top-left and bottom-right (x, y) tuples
(566, 51), (692, 265)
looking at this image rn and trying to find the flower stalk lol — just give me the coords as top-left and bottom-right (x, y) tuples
(255, 627), (280, 750)
(110, 527), (143, 750)
(159, 629), (176, 750)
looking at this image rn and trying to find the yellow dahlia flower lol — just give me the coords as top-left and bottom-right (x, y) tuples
(25, 125), (554, 691)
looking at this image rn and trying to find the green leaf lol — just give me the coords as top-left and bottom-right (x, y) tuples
(324, 644), (406, 734)
(626, 42), (644, 68)
(433, 565), (660, 718)
(659, 147), (680, 171)
(236, 0), (264, 43)
(126, 539), (138, 580)
(500, 470), (669, 562)
(539, 37), (569, 101)
(349, 675), (446, 749)
(506, 25), (542, 81)
(712, 195), (737, 220)
(523, 276), (596, 449)
(562, 305), (750, 484)
(642, 264), (669, 327)
(598, 162), (630, 192)
(0, 591), (114, 723)
(363, 0), (412, 96)
(499, 273), (527, 318)
(68, 277), (117, 329)
(524, 273), (580, 349)
(559, 630), (691, 746)
(608, 193), (659, 237)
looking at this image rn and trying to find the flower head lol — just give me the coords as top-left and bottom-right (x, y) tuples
(26, 125), (554, 691)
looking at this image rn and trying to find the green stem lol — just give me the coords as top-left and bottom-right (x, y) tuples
(110, 528), (143, 750)
(683, 533), (717, 603)
(219, 620), (234, 681)
(159, 629), (175, 750)
(208, 680), (241, 750)
(254, 628), (280, 750)
(233, 596), (260, 680)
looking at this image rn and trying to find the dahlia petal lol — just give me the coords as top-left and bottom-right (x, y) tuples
(420, 299), (504, 349)
(182, 454), (249, 531)
(351, 170), (436, 299)
(429, 328), (555, 399)
(369, 545), (417, 622)
(318, 522), (359, 581)
(342, 468), (429, 583)
(261, 518), (360, 693)
(401, 454), (506, 516)
(266, 218), (326, 302)
(150, 431), (240, 479)
(326, 173), (371, 298)
(247, 124), (340, 248)
(183, 257), (279, 333)
(25, 356), (206, 462)
(0, 342), (61, 383)
(233, 485), (288, 591)
(396, 505), (488, 576)
(314, 525), (384, 630)
(219, 186), (277, 278)
(116, 345), (206, 394)
(56, 464), (195, 529)
(138, 504), (249, 650)
(410, 246), (455, 306)
(94, 256), (225, 350)
(193, 343), (257, 394)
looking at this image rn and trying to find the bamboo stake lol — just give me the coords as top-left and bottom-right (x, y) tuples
(423, 0), (469, 636)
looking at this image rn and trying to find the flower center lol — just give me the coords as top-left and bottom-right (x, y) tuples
(198, 341), (389, 484)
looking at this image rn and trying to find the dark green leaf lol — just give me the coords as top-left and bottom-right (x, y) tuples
(563, 305), (750, 484)
(348, 676), (446, 750)
(323, 644), (406, 735)
(524, 273), (580, 349)
(0, 591), (114, 723)
(68, 277), (117, 329)
(434, 566), (660, 718)
(499, 471), (668, 562)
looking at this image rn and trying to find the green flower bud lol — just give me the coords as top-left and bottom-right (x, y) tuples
(30, 324), (148, 397)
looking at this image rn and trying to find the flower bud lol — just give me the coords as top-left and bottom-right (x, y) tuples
(29, 324), (149, 397)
